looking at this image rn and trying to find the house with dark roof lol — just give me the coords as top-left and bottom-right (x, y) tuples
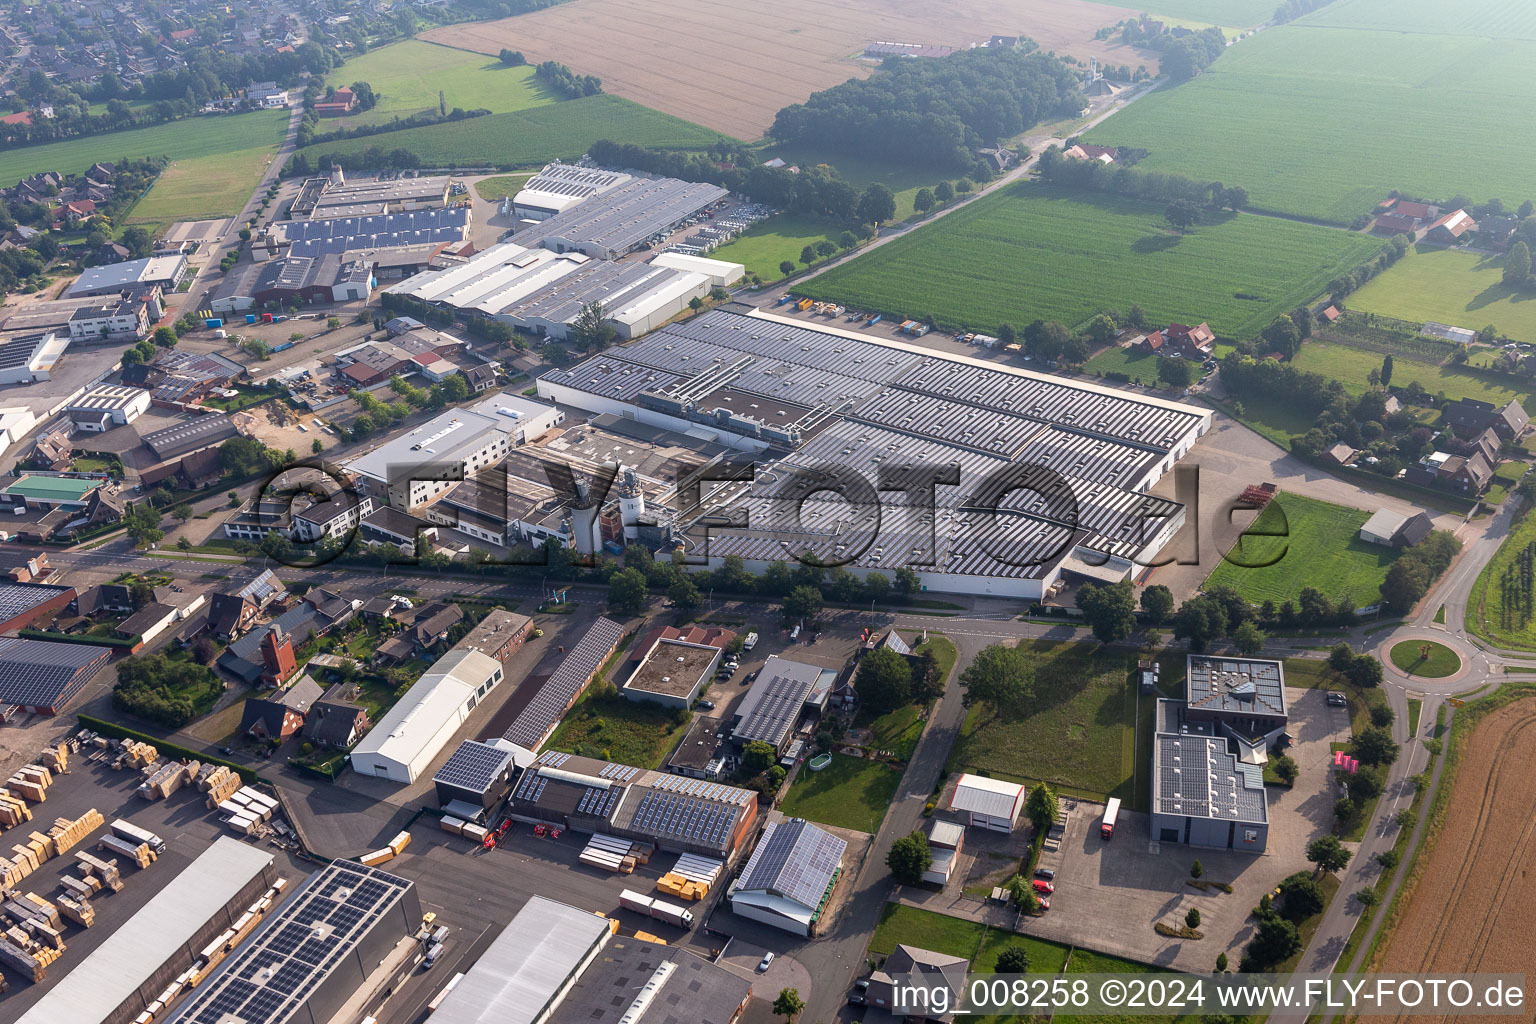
(1444, 397), (1529, 441)
(238, 673), (323, 740)
(1372, 212), (1419, 236)
(1359, 508), (1434, 548)
(1322, 443), (1356, 466)
(303, 683), (371, 748)
(460, 362), (498, 394)
(408, 601), (463, 653)
(865, 945), (970, 1022)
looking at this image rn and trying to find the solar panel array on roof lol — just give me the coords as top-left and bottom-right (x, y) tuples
(434, 739), (515, 795)
(503, 617), (624, 747)
(736, 819), (846, 909)
(170, 860), (416, 1024)
(0, 636), (111, 709)
(732, 671), (816, 748)
(1154, 732), (1267, 824)
(0, 581), (71, 625)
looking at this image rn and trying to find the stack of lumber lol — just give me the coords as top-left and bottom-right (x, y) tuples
(6, 765), (51, 803)
(74, 851), (123, 892)
(439, 816), (465, 836)
(58, 873), (101, 900)
(656, 874), (705, 901)
(200, 766), (241, 808)
(140, 760), (198, 800)
(187, 877), (288, 985)
(99, 835), (155, 868)
(0, 926), (62, 981)
(0, 791), (32, 827)
(38, 742), (68, 774)
(123, 741), (158, 768)
(55, 893), (94, 927)
(47, 808), (104, 856)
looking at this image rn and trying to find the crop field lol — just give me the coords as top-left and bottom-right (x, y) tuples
(422, 0), (1160, 139)
(1140, 0), (1273, 26)
(1469, 507), (1536, 649)
(797, 185), (1380, 337)
(1201, 492), (1398, 607)
(0, 108), (288, 186)
(327, 40), (558, 128)
(1347, 247), (1536, 344)
(297, 95), (723, 168)
(1290, 340), (1536, 410)
(1375, 698), (1536, 982)
(1083, 1), (1536, 224)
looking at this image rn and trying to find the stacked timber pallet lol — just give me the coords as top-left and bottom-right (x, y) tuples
(658, 852), (722, 900)
(0, 924), (61, 981)
(199, 766), (242, 808)
(358, 830), (411, 866)
(38, 741), (68, 774)
(0, 809), (103, 887)
(439, 816), (466, 836)
(186, 877), (288, 987)
(0, 791), (33, 828)
(48, 808), (104, 856)
(140, 760), (200, 801)
(6, 765), (51, 803)
(99, 835), (156, 869)
(74, 850), (124, 892)
(579, 833), (640, 874)
(123, 740), (158, 769)
(55, 892), (94, 927)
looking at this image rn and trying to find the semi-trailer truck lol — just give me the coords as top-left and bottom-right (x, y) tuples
(619, 889), (695, 927)
(1100, 797), (1121, 840)
(111, 819), (167, 854)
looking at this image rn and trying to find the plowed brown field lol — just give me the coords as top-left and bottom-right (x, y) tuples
(422, 0), (1158, 139)
(1376, 698), (1536, 1023)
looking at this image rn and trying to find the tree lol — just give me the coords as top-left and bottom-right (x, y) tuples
(934, 181), (955, 203)
(1190, 859), (1203, 880)
(779, 260), (795, 277)
(857, 183), (897, 224)
(800, 244), (817, 265)
(814, 239), (837, 259)
(123, 502), (163, 548)
(152, 326), (177, 348)
(995, 946), (1032, 973)
(1504, 240), (1532, 288)
(1076, 580), (1138, 643)
(914, 187), (935, 213)
(1278, 872), (1324, 919)
(1369, 703), (1395, 728)
(858, 646), (913, 716)
(1185, 907), (1201, 929)
(311, 438), (324, 454)
(1232, 619), (1266, 656)
(772, 988), (804, 1024)
(782, 584), (823, 623)
(1271, 754), (1299, 785)
(1380, 354), (1394, 387)
(1215, 952), (1228, 973)
(499, 48), (526, 66)
(1352, 724), (1399, 766)
(1328, 641), (1356, 673)
(742, 739), (776, 774)
(1261, 316), (1302, 359)
(1165, 198), (1198, 233)
(1025, 782), (1058, 831)
(1158, 357), (1196, 389)
(1173, 595), (1227, 651)
(606, 567), (648, 615)
(1375, 849), (1400, 871)
(191, 636), (217, 665)
(1306, 834), (1352, 874)
(571, 300), (616, 352)
(1084, 314), (1118, 346)
(887, 830), (932, 885)
(1346, 654), (1384, 689)
(667, 576), (700, 609)
(959, 644), (1035, 719)
(1347, 764), (1384, 803)
(1141, 584), (1175, 624)
(1355, 888), (1379, 907)
(1242, 917), (1301, 971)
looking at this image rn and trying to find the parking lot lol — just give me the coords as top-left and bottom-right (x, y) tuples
(1013, 687), (1351, 972)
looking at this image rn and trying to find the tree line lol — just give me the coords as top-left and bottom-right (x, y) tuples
(769, 46), (1084, 172)
(1037, 144), (1249, 210)
(535, 61), (602, 98)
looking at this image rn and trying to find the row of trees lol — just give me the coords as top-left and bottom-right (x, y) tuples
(534, 61), (603, 98)
(770, 47), (1084, 171)
(1038, 145), (1248, 211)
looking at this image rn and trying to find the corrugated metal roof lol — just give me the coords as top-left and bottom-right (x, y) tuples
(949, 774), (1025, 819)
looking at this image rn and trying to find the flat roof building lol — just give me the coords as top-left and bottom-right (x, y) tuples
(1151, 701), (1269, 854)
(0, 331), (69, 384)
(308, 175), (453, 218)
(511, 162), (631, 221)
(169, 859), (421, 1024)
(729, 817), (846, 936)
(428, 895), (613, 1024)
(510, 176), (728, 260)
(68, 384), (151, 431)
(67, 254), (187, 297)
(16, 837), (279, 1024)
(622, 637), (721, 709)
(0, 635), (111, 713)
(545, 934), (750, 1024)
(731, 655), (835, 753)
(142, 414), (238, 460)
(434, 736), (535, 818)
(344, 400), (536, 509)
(350, 648), (506, 783)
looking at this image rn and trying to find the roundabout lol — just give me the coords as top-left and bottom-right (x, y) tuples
(1388, 638), (1462, 679)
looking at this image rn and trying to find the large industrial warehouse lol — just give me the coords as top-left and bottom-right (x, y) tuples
(509, 176), (728, 260)
(536, 308), (1211, 597)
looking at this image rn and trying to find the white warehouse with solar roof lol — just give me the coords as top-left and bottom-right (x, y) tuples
(349, 649), (505, 784)
(729, 817), (847, 936)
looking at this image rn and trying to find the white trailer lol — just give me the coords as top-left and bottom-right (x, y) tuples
(619, 888), (695, 928)
(110, 819), (166, 854)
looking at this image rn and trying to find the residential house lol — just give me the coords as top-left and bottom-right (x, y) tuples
(1062, 143), (1117, 164)
(238, 673), (323, 741)
(303, 683), (371, 748)
(1359, 509), (1434, 548)
(1322, 443), (1356, 466)
(1444, 397), (1530, 441)
(408, 601), (463, 653)
(460, 362), (498, 394)
(864, 946), (969, 1022)
(314, 87), (357, 116)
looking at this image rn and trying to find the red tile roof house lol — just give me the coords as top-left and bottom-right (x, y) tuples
(53, 199), (95, 225)
(1164, 322), (1215, 360)
(1423, 209), (1476, 245)
(313, 87), (357, 117)
(1391, 200), (1437, 223)
(1372, 212), (1419, 236)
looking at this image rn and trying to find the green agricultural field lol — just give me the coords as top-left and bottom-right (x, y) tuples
(299, 94), (724, 168)
(1140, 0), (1273, 27)
(1202, 492), (1398, 607)
(777, 753), (900, 833)
(947, 641), (1151, 805)
(1083, 1), (1536, 224)
(709, 215), (845, 284)
(0, 109), (289, 186)
(1347, 246), (1536, 344)
(329, 41), (557, 127)
(1469, 502), (1536, 649)
(798, 184), (1380, 337)
(1290, 340), (1536, 409)
(126, 142), (284, 231)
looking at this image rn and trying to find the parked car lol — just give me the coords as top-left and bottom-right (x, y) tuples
(1034, 867), (1055, 881)
(1326, 691), (1348, 707)
(1037, 896), (1050, 911)
(1032, 879), (1054, 894)
(696, 699), (715, 711)
(758, 952), (776, 972)
(848, 979), (870, 1005)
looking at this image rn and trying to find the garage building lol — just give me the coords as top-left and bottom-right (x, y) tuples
(947, 774), (1026, 832)
(68, 384), (151, 431)
(349, 648), (505, 783)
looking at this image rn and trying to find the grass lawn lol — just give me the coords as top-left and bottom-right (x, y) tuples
(1201, 492), (1398, 608)
(868, 904), (1071, 973)
(299, 94), (725, 169)
(1083, 345), (1171, 386)
(545, 690), (690, 769)
(1291, 339), (1536, 410)
(328, 40), (557, 128)
(0, 108), (290, 185)
(947, 640), (1160, 806)
(857, 703), (926, 760)
(1348, 245), (1536, 344)
(1407, 698), (1423, 737)
(777, 753), (900, 833)
(798, 184), (1382, 337)
(709, 214), (845, 284)
(1468, 502), (1536, 649)
(473, 172), (534, 202)
(1083, 3), (1536, 224)
(1388, 640), (1461, 678)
